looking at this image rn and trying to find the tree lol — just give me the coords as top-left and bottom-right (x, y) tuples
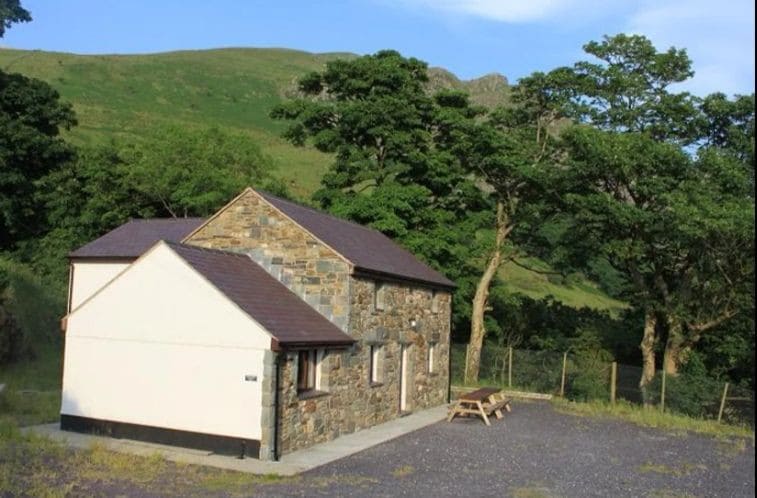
(121, 125), (285, 217)
(531, 34), (755, 398)
(462, 77), (565, 382)
(272, 50), (490, 332)
(30, 126), (287, 280)
(0, 68), (77, 251)
(0, 0), (30, 38)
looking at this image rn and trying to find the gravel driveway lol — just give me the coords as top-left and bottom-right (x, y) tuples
(263, 401), (754, 497)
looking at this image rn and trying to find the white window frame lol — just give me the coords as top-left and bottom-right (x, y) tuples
(369, 344), (382, 384)
(428, 343), (436, 374)
(297, 349), (324, 393)
(431, 290), (440, 314)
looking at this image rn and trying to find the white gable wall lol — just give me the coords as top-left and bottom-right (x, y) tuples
(69, 261), (131, 310)
(62, 243), (271, 440)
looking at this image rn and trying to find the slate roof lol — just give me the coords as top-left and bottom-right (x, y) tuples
(256, 190), (456, 289)
(69, 218), (206, 258)
(166, 241), (355, 347)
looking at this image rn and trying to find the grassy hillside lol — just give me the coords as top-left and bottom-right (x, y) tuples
(0, 46), (624, 311)
(0, 47), (510, 197)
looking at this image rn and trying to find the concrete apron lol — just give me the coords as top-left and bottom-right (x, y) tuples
(25, 405), (449, 476)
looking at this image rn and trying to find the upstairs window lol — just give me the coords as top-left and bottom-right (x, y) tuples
(431, 290), (440, 314)
(374, 281), (386, 311)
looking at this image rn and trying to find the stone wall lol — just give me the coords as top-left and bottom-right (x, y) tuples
(276, 277), (451, 454)
(186, 190), (352, 330)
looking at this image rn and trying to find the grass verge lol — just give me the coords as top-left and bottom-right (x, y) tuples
(551, 398), (754, 440)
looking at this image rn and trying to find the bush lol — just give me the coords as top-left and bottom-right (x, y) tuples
(0, 258), (64, 366)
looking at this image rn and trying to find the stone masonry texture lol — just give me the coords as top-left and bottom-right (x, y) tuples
(186, 190), (352, 331)
(186, 189), (451, 455)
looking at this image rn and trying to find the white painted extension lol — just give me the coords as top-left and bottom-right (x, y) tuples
(69, 261), (130, 310)
(62, 243), (271, 441)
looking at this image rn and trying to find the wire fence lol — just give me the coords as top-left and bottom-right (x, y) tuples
(451, 343), (754, 427)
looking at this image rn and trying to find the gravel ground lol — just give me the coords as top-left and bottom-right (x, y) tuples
(260, 401), (754, 498)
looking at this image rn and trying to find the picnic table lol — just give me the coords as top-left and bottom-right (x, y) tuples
(446, 387), (511, 426)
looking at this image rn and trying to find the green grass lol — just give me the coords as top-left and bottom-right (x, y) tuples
(0, 47), (509, 199)
(551, 398), (754, 440)
(500, 257), (627, 312)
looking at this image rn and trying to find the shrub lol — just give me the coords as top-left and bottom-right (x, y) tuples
(0, 258), (64, 366)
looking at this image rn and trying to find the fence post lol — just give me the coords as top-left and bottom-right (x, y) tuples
(717, 382), (730, 423)
(508, 347), (513, 388)
(610, 361), (617, 404)
(560, 352), (568, 397)
(660, 366), (666, 413)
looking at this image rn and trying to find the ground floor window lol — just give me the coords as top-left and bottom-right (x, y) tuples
(297, 350), (317, 392)
(369, 344), (383, 384)
(428, 343), (436, 373)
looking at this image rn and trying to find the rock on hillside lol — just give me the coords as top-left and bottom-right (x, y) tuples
(427, 67), (509, 108)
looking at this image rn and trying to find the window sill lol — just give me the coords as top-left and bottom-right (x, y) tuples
(369, 382), (384, 388)
(297, 390), (329, 401)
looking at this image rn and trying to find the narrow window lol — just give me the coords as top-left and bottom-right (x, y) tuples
(428, 343), (436, 373)
(374, 281), (386, 311)
(369, 345), (382, 384)
(297, 350), (317, 392)
(431, 290), (439, 314)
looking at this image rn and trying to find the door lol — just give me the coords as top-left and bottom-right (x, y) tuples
(399, 344), (409, 413)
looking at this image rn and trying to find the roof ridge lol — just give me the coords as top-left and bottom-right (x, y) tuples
(163, 240), (252, 259)
(257, 189), (386, 235)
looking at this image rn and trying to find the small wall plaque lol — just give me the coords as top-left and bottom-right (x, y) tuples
(244, 375), (258, 382)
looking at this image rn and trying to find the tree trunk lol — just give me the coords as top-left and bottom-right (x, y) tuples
(663, 315), (686, 376)
(639, 310), (658, 406)
(465, 201), (508, 384)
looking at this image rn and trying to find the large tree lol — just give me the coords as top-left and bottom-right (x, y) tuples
(272, 50), (489, 327)
(462, 75), (566, 382)
(1, 0), (76, 251)
(532, 34), (755, 397)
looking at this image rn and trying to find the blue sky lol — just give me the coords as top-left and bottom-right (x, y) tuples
(2, 0), (754, 96)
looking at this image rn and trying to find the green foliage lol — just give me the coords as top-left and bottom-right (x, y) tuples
(0, 258), (63, 365)
(273, 50), (491, 329)
(120, 125), (286, 217)
(0, 0), (30, 38)
(0, 69), (76, 250)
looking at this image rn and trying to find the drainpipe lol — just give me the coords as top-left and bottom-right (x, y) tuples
(447, 298), (453, 404)
(273, 351), (281, 461)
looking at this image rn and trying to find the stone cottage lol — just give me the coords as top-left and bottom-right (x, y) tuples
(61, 187), (454, 460)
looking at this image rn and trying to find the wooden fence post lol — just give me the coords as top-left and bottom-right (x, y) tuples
(717, 382), (730, 423)
(660, 366), (666, 413)
(560, 352), (568, 397)
(610, 361), (617, 404)
(508, 347), (513, 388)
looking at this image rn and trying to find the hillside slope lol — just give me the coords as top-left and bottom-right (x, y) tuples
(0, 47), (510, 196)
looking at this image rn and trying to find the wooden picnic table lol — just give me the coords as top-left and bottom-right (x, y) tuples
(446, 387), (511, 426)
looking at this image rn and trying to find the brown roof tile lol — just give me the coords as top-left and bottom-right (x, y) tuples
(256, 190), (456, 289)
(167, 242), (355, 347)
(70, 218), (206, 259)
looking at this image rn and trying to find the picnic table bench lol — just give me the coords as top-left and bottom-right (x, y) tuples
(446, 387), (511, 426)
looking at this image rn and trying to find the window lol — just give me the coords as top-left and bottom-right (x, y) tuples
(374, 281), (386, 311)
(369, 345), (382, 384)
(428, 343), (436, 374)
(431, 290), (440, 314)
(297, 350), (318, 393)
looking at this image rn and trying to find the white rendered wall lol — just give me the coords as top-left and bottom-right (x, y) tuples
(70, 261), (131, 310)
(62, 243), (271, 440)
